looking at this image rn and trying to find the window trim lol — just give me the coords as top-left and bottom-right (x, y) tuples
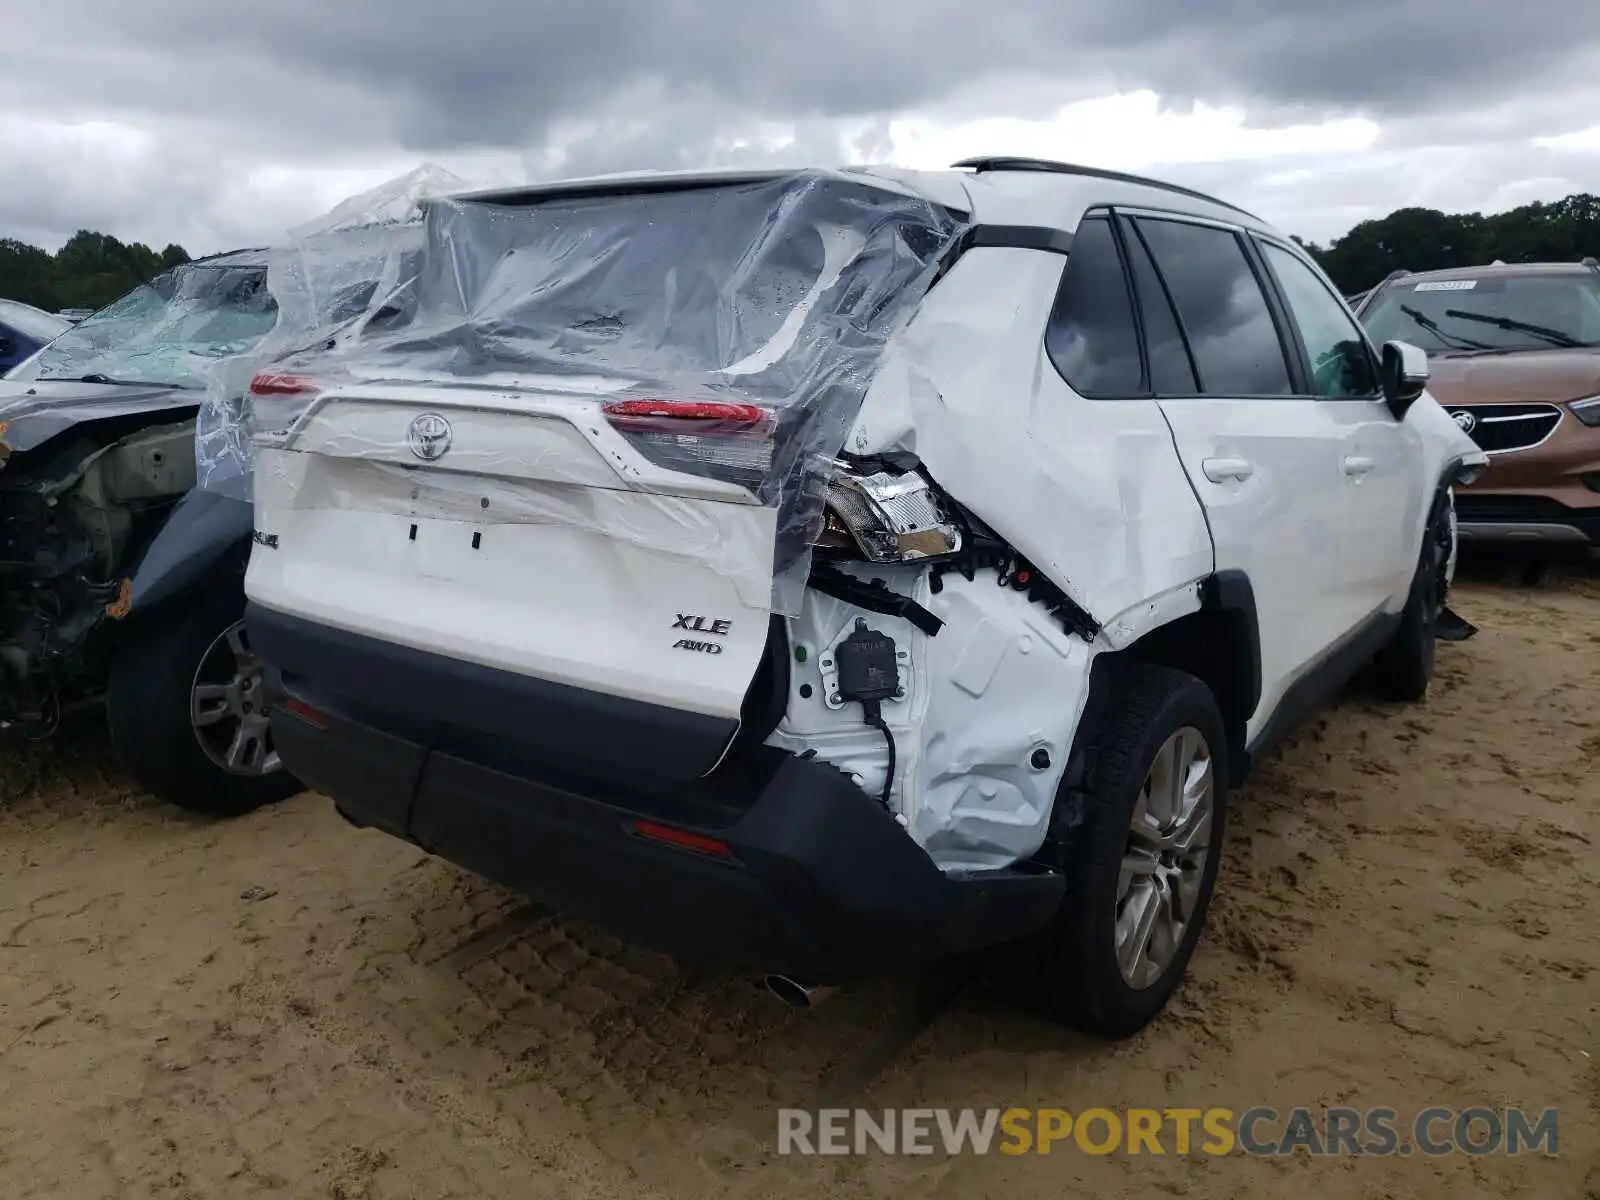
(1251, 234), (1385, 403)
(1121, 211), (1305, 402)
(1042, 207), (1149, 399)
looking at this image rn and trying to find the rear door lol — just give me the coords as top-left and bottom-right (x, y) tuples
(1126, 212), (1362, 740)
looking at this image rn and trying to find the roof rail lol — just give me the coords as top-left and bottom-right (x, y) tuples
(949, 156), (1260, 220)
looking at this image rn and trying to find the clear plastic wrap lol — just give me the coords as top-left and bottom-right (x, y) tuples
(243, 170), (966, 612)
(6, 250), (275, 391)
(195, 166), (472, 497)
(286, 164), (474, 239)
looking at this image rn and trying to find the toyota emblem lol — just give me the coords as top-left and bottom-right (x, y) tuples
(1450, 409), (1477, 434)
(407, 412), (453, 461)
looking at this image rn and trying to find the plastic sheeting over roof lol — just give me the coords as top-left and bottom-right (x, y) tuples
(195, 166), (473, 495)
(232, 169), (966, 611)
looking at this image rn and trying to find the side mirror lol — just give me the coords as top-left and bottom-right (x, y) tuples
(1380, 339), (1429, 419)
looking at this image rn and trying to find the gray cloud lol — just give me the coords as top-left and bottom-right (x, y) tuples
(10, 0), (1599, 150)
(2, 0), (1599, 253)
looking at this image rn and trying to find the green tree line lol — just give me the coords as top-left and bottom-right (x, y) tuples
(0, 231), (191, 314)
(1300, 192), (1600, 295)
(4, 189), (1600, 317)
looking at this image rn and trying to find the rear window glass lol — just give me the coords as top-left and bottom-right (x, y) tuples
(375, 177), (964, 392)
(1361, 274), (1600, 353)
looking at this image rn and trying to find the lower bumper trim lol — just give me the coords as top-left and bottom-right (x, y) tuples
(1455, 521), (1591, 544)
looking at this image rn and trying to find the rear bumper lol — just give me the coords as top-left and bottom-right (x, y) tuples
(249, 603), (1062, 982)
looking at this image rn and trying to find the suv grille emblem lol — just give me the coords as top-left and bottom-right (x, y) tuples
(1450, 409), (1477, 434)
(407, 412), (453, 461)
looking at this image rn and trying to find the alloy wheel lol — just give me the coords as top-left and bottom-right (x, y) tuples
(190, 619), (281, 777)
(1116, 726), (1215, 989)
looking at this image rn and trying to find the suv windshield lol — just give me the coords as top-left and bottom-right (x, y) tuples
(9, 254), (278, 389)
(1361, 272), (1600, 354)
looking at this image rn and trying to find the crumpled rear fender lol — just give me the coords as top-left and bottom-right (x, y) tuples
(846, 246), (1215, 649)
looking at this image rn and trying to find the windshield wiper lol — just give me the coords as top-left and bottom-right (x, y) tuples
(1399, 305), (1492, 351)
(1442, 308), (1584, 349)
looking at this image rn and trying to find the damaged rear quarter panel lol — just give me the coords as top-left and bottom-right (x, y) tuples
(772, 564), (1092, 871)
(779, 246), (1217, 870)
(846, 246), (1215, 646)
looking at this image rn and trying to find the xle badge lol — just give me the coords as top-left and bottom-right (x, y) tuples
(673, 613), (730, 655)
(673, 613), (731, 636)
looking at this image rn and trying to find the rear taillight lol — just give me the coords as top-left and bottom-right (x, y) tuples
(247, 372), (325, 444)
(817, 464), (963, 563)
(248, 372), (321, 396)
(631, 819), (735, 859)
(601, 398), (774, 491)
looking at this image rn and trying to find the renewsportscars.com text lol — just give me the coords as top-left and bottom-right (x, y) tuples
(776, 1106), (1560, 1157)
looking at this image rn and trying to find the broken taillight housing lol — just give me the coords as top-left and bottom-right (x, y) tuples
(817, 464), (963, 563)
(601, 398), (775, 491)
(247, 371), (324, 445)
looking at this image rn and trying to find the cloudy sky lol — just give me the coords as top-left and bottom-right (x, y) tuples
(4, 0), (1600, 255)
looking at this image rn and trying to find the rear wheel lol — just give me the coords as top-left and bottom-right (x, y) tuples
(107, 592), (301, 816)
(1023, 663), (1229, 1039)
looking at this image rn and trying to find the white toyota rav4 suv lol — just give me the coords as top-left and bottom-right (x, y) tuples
(239, 158), (1484, 1038)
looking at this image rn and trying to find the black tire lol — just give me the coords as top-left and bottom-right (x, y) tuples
(1023, 662), (1229, 1039)
(1370, 507), (1443, 703)
(107, 591), (301, 817)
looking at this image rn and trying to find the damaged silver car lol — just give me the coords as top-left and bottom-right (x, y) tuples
(0, 167), (457, 814)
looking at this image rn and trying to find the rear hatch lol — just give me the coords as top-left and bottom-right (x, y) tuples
(246, 171), (962, 778)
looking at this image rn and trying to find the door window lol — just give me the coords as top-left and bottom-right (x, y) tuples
(1123, 222), (1199, 393)
(1259, 241), (1379, 398)
(1135, 217), (1293, 396)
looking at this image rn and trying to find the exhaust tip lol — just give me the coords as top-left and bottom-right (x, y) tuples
(764, 974), (835, 1009)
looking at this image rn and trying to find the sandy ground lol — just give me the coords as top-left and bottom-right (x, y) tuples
(1, 560), (1596, 1200)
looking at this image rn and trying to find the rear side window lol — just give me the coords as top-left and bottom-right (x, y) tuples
(1259, 241), (1378, 397)
(1135, 218), (1292, 396)
(1045, 216), (1142, 395)
(1123, 223), (1199, 393)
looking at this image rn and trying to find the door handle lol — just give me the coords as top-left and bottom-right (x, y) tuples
(1201, 457), (1255, 483)
(1342, 455), (1376, 476)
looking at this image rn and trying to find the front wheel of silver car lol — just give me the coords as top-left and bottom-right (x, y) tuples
(108, 591), (302, 817)
(190, 620), (280, 778)
(1021, 663), (1230, 1040)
